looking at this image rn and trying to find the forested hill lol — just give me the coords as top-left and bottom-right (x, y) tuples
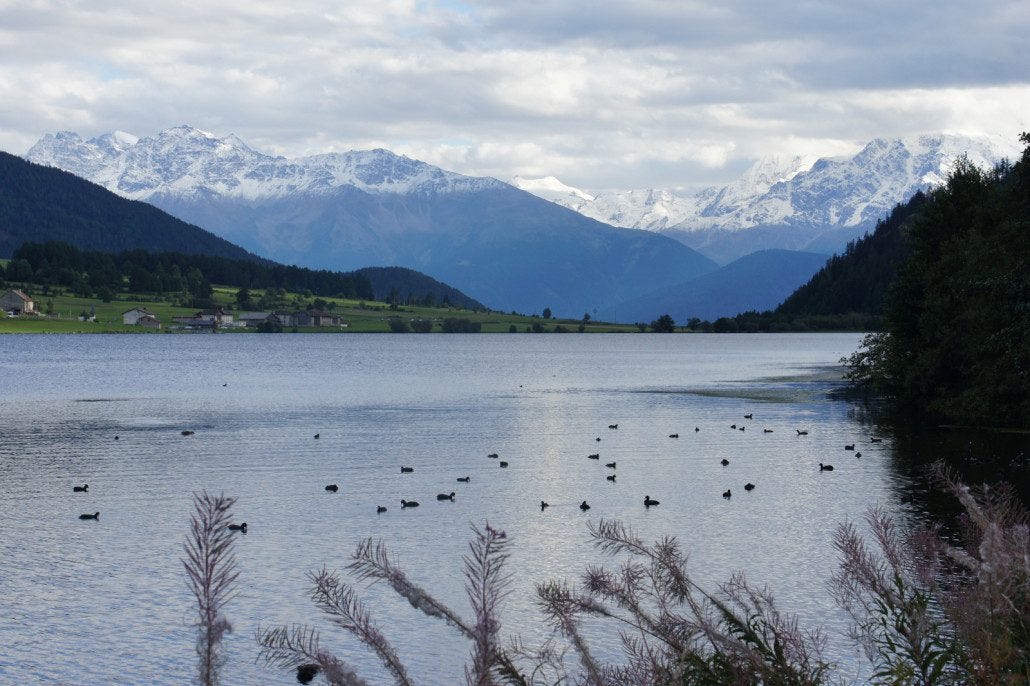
(354, 267), (485, 310)
(0, 151), (258, 260)
(774, 191), (928, 318)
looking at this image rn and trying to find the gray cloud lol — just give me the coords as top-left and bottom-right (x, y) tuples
(0, 0), (1026, 190)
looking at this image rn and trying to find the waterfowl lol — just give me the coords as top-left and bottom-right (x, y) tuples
(644, 496), (660, 507)
(487, 453), (499, 458)
(437, 492), (456, 501)
(819, 463), (834, 471)
(540, 500), (549, 510)
(744, 482), (755, 491)
(222, 383), (228, 387)
(796, 429), (808, 436)
(605, 461), (616, 469)
(181, 430), (195, 436)
(720, 459), (729, 466)
(739, 426), (745, 431)
(844, 444), (855, 451)
(314, 433), (320, 439)
(227, 522), (247, 532)
(695, 427), (700, 432)
(855, 452), (862, 458)
(114, 435), (119, 440)
(400, 466), (414, 473)
(297, 663), (320, 684)
(608, 424), (619, 429)
(499, 461), (509, 468)
(595, 437), (602, 442)
(606, 474), (616, 482)
(722, 489), (732, 499)
(325, 484), (338, 492)
(400, 500), (420, 508)
(579, 501), (591, 511)
(669, 433), (679, 438)
(744, 413), (753, 419)
(456, 476), (470, 482)
(73, 484), (89, 492)
(731, 424), (737, 429)
(376, 506), (387, 514)
(763, 428), (774, 433)
(587, 453), (600, 460)
(79, 512), (99, 520)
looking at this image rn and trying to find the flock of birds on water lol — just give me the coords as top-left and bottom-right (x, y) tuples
(73, 416), (886, 529)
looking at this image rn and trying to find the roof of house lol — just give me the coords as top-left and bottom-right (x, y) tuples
(4, 289), (32, 302)
(123, 307), (154, 315)
(239, 312), (273, 320)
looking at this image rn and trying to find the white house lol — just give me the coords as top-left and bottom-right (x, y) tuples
(123, 307), (157, 325)
(1, 289), (35, 315)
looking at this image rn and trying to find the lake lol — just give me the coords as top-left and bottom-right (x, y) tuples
(0, 332), (936, 684)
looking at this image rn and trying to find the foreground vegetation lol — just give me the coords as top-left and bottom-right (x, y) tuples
(845, 134), (1030, 429)
(185, 467), (1028, 685)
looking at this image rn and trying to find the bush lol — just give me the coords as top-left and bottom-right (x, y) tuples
(441, 317), (481, 333)
(387, 317), (409, 333)
(410, 319), (433, 333)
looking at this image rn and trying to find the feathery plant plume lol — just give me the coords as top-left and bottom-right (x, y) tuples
(831, 464), (1029, 685)
(258, 522), (530, 686)
(537, 519), (832, 685)
(182, 491), (240, 686)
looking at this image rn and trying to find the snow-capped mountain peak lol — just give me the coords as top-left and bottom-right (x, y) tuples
(24, 125), (504, 201)
(510, 176), (595, 202)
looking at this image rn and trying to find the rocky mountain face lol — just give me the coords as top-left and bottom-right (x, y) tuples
(25, 126), (718, 316)
(512, 134), (1018, 262)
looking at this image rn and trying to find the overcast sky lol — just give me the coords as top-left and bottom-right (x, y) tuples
(1, 0), (1027, 189)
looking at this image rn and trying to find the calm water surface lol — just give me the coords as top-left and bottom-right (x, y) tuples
(1, 333), (926, 684)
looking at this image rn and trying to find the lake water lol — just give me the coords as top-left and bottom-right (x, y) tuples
(0, 333), (935, 684)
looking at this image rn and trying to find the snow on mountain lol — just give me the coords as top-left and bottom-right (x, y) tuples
(25, 125), (504, 201)
(514, 133), (1018, 234)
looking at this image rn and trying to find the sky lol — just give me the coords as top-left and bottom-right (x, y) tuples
(1, 0), (1028, 190)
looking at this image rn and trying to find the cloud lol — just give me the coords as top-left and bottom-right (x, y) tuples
(0, 0), (1027, 189)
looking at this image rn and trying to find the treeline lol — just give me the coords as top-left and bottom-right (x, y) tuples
(3, 241), (374, 305)
(847, 134), (1030, 428)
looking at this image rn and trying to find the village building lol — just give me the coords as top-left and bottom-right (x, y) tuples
(138, 315), (162, 329)
(123, 307), (157, 326)
(238, 312), (281, 327)
(171, 316), (217, 330)
(194, 308), (234, 325)
(296, 309), (343, 327)
(1, 289), (35, 315)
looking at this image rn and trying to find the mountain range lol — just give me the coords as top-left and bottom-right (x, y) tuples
(511, 133), (1019, 263)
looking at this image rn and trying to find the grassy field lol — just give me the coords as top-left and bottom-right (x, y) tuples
(1, 283), (641, 334)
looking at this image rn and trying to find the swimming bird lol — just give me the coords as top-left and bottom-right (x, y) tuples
(401, 500), (420, 508)
(744, 413), (753, 419)
(763, 428), (774, 433)
(222, 383), (228, 387)
(79, 512), (99, 520)
(401, 466), (414, 473)
(608, 424), (619, 429)
(376, 506), (387, 514)
(855, 452), (862, 458)
(325, 484), (338, 492)
(644, 496), (659, 507)
(605, 461), (616, 468)
(499, 461), (509, 468)
(722, 489), (732, 499)
(739, 426), (745, 431)
(579, 501), (591, 511)
(73, 484), (89, 492)
(227, 522), (247, 532)
(114, 435), (119, 440)
(595, 437), (602, 442)
(669, 433), (679, 438)
(487, 453), (499, 458)
(819, 463), (834, 471)
(606, 474), (616, 482)
(731, 424), (737, 429)
(796, 429), (808, 436)
(721, 458), (730, 466)
(456, 476), (470, 482)
(314, 433), (320, 439)
(181, 430), (194, 436)
(437, 492), (455, 501)
(297, 663), (320, 684)
(540, 500), (549, 510)
(695, 427), (700, 432)
(587, 453), (600, 459)
(844, 444), (855, 450)
(744, 483), (755, 491)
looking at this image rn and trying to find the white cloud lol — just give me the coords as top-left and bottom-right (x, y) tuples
(0, 0), (1027, 189)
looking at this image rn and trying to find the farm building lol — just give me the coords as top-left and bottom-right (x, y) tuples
(123, 307), (157, 325)
(1, 289), (35, 315)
